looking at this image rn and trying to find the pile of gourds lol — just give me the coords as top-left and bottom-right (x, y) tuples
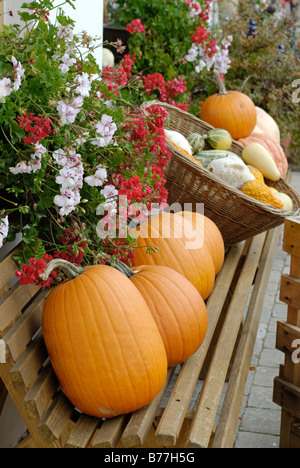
(41, 211), (225, 419)
(165, 71), (292, 211)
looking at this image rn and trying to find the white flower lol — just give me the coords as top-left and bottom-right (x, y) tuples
(75, 132), (89, 146)
(9, 161), (32, 175)
(101, 184), (118, 200)
(29, 160), (42, 173)
(34, 144), (47, 158)
(74, 73), (92, 97)
(56, 96), (83, 125)
(54, 189), (81, 217)
(0, 78), (13, 99)
(58, 53), (77, 74)
(185, 45), (198, 63)
(57, 24), (74, 42)
(195, 60), (207, 73)
(53, 148), (68, 166)
(0, 216), (9, 248)
(53, 148), (83, 216)
(85, 165), (108, 187)
(11, 56), (25, 91)
(91, 114), (117, 147)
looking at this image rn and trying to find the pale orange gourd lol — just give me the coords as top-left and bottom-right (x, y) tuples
(131, 212), (216, 300)
(41, 260), (168, 419)
(200, 71), (257, 140)
(237, 133), (288, 179)
(252, 107), (281, 144)
(124, 264), (208, 367)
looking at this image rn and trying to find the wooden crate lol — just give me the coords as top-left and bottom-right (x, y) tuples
(0, 226), (281, 448)
(273, 217), (300, 448)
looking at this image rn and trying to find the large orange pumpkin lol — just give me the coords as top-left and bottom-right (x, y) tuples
(131, 212), (216, 300)
(200, 71), (257, 140)
(41, 260), (168, 418)
(237, 133), (288, 179)
(175, 211), (225, 275)
(125, 264), (208, 367)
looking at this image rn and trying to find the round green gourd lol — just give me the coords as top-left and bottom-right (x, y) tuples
(205, 129), (233, 151)
(187, 133), (205, 154)
(194, 150), (239, 168)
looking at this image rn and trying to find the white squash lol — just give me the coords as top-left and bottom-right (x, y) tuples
(242, 142), (281, 181)
(102, 48), (115, 68)
(207, 154), (255, 189)
(274, 192), (293, 211)
(164, 130), (192, 155)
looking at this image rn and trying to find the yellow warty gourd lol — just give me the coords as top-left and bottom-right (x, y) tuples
(247, 165), (265, 184)
(241, 179), (284, 209)
(246, 165), (292, 210)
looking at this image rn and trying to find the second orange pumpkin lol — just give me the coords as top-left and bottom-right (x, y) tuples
(129, 265), (208, 367)
(200, 72), (257, 140)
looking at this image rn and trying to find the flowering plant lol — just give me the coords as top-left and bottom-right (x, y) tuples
(106, 0), (233, 110)
(0, 1), (171, 287)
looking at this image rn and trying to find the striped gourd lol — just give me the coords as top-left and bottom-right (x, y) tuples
(205, 129), (232, 151)
(187, 132), (205, 154)
(194, 150), (239, 168)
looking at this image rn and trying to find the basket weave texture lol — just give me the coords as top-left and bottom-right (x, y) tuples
(142, 100), (300, 247)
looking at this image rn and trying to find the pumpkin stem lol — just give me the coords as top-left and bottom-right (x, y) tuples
(40, 259), (84, 282)
(214, 70), (227, 96)
(105, 257), (137, 279)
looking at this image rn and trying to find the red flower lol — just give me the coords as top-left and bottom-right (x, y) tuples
(126, 19), (145, 34)
(15, 254), (57, 288)
(18, 111), (52, 144)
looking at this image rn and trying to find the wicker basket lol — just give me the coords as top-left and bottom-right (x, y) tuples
(142, 100), (300, 247)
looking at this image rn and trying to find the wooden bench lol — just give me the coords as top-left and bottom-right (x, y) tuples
(273, 217), (300, 448)
(0, 225), (282, 449)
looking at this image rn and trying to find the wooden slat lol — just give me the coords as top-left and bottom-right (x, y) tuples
(121, 367), (176, 448)
(9, 329), (48, 391)
(187, 233), (266, 448)
(0, 282), (40, 335)
(0, 248), (20, 292)
(155, 241), (245, 447)
(15, 434), (37, 448)
(24, 364), (58, 419)
(276, 321), (300, 355)
(37, 392), (74, 444)
(212, 227), (280, 448)
(65, 414), (99, 448)
(282, 217), (300, 258)
(280, 275), (300, 310)
(0, 377), (7, 416)
(274, 376), (300, 419)
(0, 289), (49, 363)
(92, 416), (129, 448)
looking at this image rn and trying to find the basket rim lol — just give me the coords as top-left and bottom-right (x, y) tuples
(142, 100), (300, 218)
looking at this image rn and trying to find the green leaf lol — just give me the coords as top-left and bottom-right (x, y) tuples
(9, 120), (25, 144)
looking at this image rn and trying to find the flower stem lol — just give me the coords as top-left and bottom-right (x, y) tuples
(0, 195), (18, 206)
